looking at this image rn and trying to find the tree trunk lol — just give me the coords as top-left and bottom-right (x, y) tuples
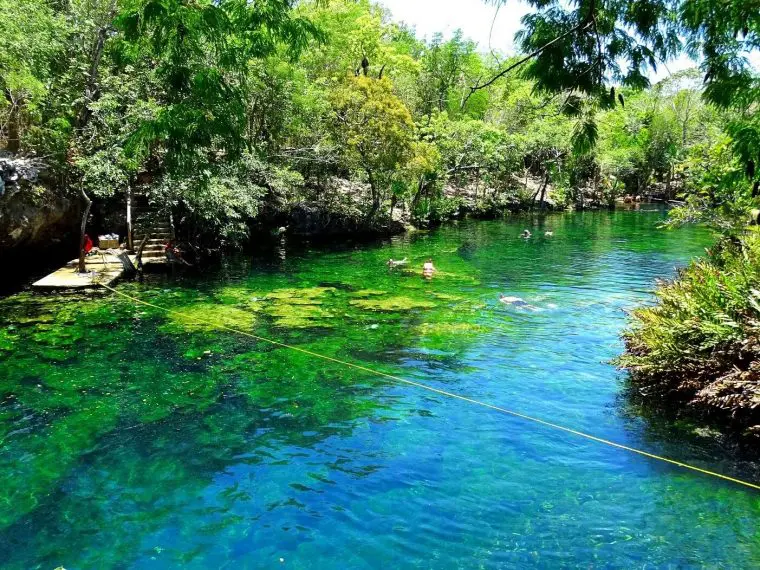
(665, 166), (673, 200)
(411, 176), (426, 213)
(126, 184), (133, 250)
(78, 188), (93, 273)
(4, 89), (21, 153)
(593, 171), (599, 203)
(366, 169), (380, 220)
(538, 172), (549, 211)
(532, 171), (549, 211)
(76, 0), (118, 130)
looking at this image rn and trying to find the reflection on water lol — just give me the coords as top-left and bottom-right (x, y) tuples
(2, 209), (759, 569)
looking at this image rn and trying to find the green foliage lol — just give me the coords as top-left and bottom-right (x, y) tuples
(159, 153), (302, 245)
(0, 0), (64, 151)
(619, 233), (760, 430)
(667, 136), (753, 233)
(571, 116), (599, 156)
(116, 0), (321, 167)
(679, 0), (760, 110)
(418, 30), (483, 117)
(513, 0), (678, 98)
(1, 0), (756, 247)
(329, 75), (415, 214)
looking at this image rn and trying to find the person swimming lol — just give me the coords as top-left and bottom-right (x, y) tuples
(499, 294), (527, 306)
(521, 229), (532, 239)
(500, 294), (538, 310)
(422, 258), (436, 279)
(544, 230), (553, 237)
(387, 257), (408, 268)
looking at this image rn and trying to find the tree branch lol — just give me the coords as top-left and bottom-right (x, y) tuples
(461, 7), (595, 110)
(446, 164), (481, 175)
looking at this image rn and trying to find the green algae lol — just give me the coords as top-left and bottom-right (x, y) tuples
(350, 289), (388, 298)
(264, 286), (337, 301)
(264, 302), (334, 328)
(0, 237), (492, 540)
(349, 296), (436, 312)
(160, 303), (256, 333)
(214, 287), (267, 311)
(428, 292), (465, 301)
(416, 322), (488, 336)
(0, 328), (15, 353)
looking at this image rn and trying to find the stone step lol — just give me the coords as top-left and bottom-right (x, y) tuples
(133, 217), (166, 223)
(132, 218), (170, 226)
(134, 233), (172, 241)
(133, 232), (172, 240)
(132, 236), (172, 247)
(141, 251), (165, 259)
(133, 226), (171, 231)
(142, 244), (165, 252)
(132, 221), (172, 230)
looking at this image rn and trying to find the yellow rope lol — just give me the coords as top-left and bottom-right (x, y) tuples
(101, 283), (760, 492)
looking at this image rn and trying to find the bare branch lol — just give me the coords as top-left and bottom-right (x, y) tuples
(461, 7), (596, 110)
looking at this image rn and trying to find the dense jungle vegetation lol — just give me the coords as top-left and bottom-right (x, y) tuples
(2, 0), (760, 432)
(1, 0), (751, 243)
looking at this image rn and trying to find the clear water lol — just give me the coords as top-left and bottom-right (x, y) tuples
(1, 209), (759, 569)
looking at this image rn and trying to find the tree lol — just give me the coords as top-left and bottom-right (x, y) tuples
(329, 76), (414, 219)
(0, 0), (64, 153)
(116, 0), (321, 168)
(418, 31), (480, 116)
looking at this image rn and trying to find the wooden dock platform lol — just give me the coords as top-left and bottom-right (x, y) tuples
(32, 253), (163, 290)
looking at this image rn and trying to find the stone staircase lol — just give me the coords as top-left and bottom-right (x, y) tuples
(130, 200), (174, 260)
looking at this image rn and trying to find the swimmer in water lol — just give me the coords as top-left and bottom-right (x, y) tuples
(521, 229), (532, 239)
(544, 230), (553, 237)
(500, 294), (538, 310)
(422, 258), (436, 279)
(387, 257), (408, 268)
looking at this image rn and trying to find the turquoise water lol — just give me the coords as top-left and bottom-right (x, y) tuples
(2, 209), (759, 568)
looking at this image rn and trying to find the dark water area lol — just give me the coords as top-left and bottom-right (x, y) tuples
(0, 237), (79, 297)
(2, 209), (759, 569)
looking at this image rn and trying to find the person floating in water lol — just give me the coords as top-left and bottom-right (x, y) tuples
(422, 258), (436, 279)
(544, 230), (553, 237)
(500, 294), (538, 310)
(387, 257), (408, 268)
(521, 229), (532, 239)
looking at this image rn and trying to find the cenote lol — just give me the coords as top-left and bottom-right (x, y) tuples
(2, 208), (760, 569)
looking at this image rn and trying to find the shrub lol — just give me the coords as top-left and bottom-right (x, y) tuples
(619, 233), (760, 434)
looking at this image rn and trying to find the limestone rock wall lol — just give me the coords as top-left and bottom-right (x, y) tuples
(0, 155), (80, 278)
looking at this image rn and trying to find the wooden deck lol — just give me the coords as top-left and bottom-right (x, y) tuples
(32, 253), (164, 290)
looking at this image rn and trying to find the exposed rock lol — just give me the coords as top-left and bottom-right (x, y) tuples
(287, 201), (406, 236)
(443, 174), (558, 216)
(254, 176), (409, 237)
(0, 155), (80, 279)
(0, 154), (41, 197)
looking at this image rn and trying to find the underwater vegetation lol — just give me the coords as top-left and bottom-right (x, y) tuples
(3, 213), (759, 569)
